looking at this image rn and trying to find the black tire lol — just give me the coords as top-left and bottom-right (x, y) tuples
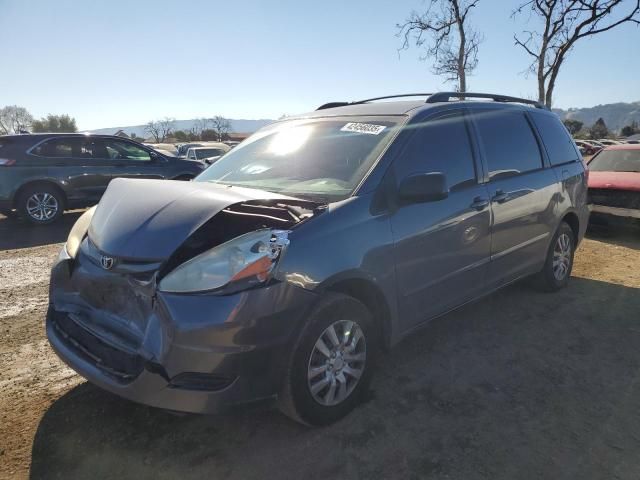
(17, 185), (64, 225)
(278, 292), (377, 426)
(532, 221), (575, 292)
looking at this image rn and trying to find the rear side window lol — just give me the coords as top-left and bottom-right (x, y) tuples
(473, 109), (543, 179)
(396, 111), (476, 191)
(530, 112), (579, 165)
(31, 138), (75, 157)
(104, 139), (151, 161)
(31, 138), (109, 158)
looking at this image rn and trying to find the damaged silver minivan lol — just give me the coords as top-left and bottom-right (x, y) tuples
(47, 93), (589, 425)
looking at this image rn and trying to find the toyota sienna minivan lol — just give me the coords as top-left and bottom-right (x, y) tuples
(47, 93), (589, 425)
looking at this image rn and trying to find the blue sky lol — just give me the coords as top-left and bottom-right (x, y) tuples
(0, 0), (638, 130)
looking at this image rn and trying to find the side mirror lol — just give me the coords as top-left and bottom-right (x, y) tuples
(398, 172), (449, 203)
(149, 151), (167, 162)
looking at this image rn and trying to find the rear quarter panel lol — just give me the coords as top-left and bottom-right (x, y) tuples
(553, 160), (589, 244)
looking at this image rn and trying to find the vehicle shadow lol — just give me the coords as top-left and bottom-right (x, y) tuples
(30, 277), (640, 479)
(586, 220), (640, 251)
(0, 211), (83, 250)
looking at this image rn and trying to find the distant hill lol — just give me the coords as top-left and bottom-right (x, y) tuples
(554, 101), (640, 132)
(85, 101), (640, 137)
(87, 118), (275, 138)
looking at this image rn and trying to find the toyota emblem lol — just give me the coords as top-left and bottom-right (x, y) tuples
(100, 255), (114, 270)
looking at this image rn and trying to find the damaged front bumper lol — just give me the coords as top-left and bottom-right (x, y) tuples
(47, 246), (318, 414)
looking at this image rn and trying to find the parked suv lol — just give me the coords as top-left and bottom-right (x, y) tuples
(47, 93), (589, 425)
(0, 134), (205, 224)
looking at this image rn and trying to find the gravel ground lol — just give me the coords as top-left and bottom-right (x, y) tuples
(1, 212), (640, 480)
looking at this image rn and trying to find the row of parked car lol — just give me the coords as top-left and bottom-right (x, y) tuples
(575, 138), (640, 156)
(0, 119), (638, 229)
(144, 141), (235, 164)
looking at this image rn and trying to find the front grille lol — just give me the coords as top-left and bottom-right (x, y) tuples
(588, 188), (640, 209)
(50, 308), (144, 382)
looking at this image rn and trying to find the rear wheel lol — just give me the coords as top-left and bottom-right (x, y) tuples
(533, 221), (575, 292)
(17, 185), (64, 225)
(279, 293), (377, 426)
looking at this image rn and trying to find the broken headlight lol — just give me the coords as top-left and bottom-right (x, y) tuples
(158, 229), (290, 293)
(65, 206), (96, 258)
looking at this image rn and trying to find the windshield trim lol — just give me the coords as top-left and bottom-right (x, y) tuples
(350, 115), (409, 197)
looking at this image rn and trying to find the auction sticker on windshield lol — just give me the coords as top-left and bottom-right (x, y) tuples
(341, 122), (386, 135)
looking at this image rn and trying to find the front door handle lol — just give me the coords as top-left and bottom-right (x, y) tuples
(492, 190), (509, 203)
(470, 196), (489, 211)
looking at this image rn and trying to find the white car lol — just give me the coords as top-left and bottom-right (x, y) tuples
(185, 144), (230, 164)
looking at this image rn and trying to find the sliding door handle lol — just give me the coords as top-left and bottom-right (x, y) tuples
(470, 197), (489, 211)
(492, 190), (509, 203)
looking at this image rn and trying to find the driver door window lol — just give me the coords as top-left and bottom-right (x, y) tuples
(390, 110), (491, 331)
(104, 140), (151, 161)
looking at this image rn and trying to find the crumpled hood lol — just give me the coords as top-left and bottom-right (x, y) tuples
(89, 178), (298, 260)
(588, 171), (640, 192)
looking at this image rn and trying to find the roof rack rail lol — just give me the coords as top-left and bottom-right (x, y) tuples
(316, 93), (433, 110)
(426, 92), (548, 109)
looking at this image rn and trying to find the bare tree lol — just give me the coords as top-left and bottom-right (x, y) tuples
(513, 0), (640, 107)
(190, 117), (211, 138)
(211, 116), (232, 141)
(397, 0), (482, 92)
(145, 117), (175, 142)
(0, 105), (34, 134)
(145, 120), (162, 142)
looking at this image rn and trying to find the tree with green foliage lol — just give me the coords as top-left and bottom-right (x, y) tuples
(562, 119), (583, 135)
(621, 120), (639, 137)
(31, 114), (77, 133)
(200, 129), (218, 141)
(589, 118), (609, 139)
(173, 130), (189, 142)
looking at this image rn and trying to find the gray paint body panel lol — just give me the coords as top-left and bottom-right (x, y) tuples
(47, 100), (590, 414)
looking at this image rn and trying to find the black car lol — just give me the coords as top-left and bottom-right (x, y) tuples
(0, 134), (205, 224)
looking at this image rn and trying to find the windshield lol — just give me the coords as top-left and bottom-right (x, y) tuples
(589, 149), (640, 172)
(195, 148), (225, 159)
(195, 117), (401, 202)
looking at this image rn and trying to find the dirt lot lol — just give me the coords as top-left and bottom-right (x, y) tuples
(1, 212), (640, 480)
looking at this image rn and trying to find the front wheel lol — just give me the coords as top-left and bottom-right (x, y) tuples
(17, 186), (64, 225)
(279, 293), (377, 426)
(533, 221), (575, 292)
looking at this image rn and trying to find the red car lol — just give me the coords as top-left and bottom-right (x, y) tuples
(588, 144), (640, 220)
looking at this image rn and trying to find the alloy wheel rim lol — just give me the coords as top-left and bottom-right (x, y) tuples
(26, 193), (58, 221)
(552, 233), (572, 281)
(307, 319), (366, 406)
